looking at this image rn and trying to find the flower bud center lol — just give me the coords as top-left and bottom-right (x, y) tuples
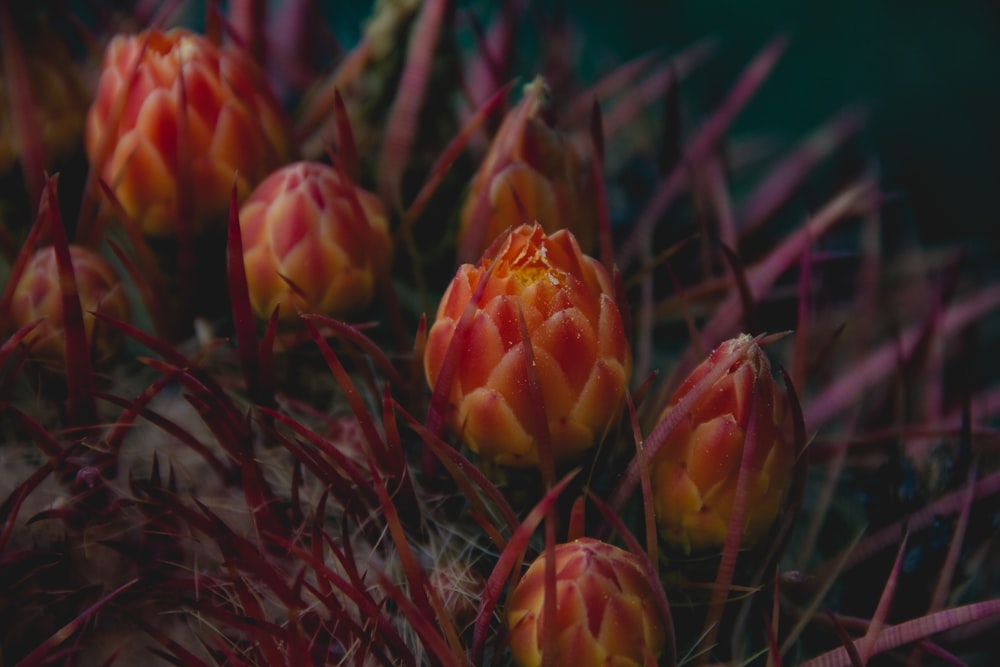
(502, 239), (565, 289)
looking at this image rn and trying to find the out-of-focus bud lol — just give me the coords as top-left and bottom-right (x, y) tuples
(84, 28), (293, 238)
(238, 161), (392, 321)
(0, 15), (88, 177)
(507, 538), (667, 667)
(457, 77), (598, 263)
(424, 224), (629, 468)
(651, 334), (794, 555)
(7, 245), (129, 363)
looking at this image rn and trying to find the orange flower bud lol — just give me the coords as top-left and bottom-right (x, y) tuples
(7, 245), (129, 363)
(458, 77), (598, 262)
(507, 538), (667, 667)
(238, 161), (392, 321)
(85, 28), (293, 237)
(424, 224), (629, 467)
(651, 335), (794, 555)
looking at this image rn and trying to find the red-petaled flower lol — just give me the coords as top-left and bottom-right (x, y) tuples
(424, 224), (629, 467)
(7, 245), (129, 363)
(238, 161), (392, 321)
(651, 334), (794, 555)
(85, 28), (293, 237)
(457, 77), (598, 262)
(506, 538), (667, 667)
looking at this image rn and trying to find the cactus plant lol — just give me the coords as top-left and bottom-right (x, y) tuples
(0, 3), (998, 667)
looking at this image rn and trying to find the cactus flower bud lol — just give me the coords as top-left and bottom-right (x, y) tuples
(84, 28), (293, 237)
(7, 245), (129, 363)
(507, 538), (667, 667)
(238, 161), (392, 321)
(457, 77), (598, 262)
(651, 335), (794, 555)
(424, 224), (629, 468)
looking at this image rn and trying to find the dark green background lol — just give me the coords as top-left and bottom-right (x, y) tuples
(570, 1), (1000, 255)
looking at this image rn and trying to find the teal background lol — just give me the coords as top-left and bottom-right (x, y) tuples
(569, 1), (1000, 254)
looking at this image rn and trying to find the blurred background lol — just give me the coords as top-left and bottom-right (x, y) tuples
(569, 0), (1000, 258)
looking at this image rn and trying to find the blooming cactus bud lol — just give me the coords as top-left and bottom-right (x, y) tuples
(84, 28), (293, 237)
(424, 224), (629, 467)
(7, 245), (129, 362)
(238, 161), (392, 321)
(507, 538), (667, 667)
(651, 335), (794, 555)
(457, 77), (598, 263)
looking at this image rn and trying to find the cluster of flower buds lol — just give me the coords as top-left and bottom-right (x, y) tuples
(8, 245), (129, 363)
(458, 77), (598, 262)
(238, 161), (392, 321)
(85, 28), (293, 238)
(424, 224), (630, 468)
(650, 335), (794, 555)
(506, 538), (667, 667)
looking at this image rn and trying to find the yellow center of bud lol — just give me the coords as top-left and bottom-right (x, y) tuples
(494, 231), (566, 289)
(509, 264), (565, 289)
